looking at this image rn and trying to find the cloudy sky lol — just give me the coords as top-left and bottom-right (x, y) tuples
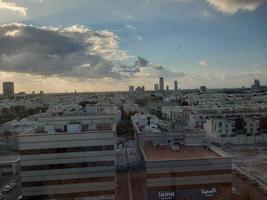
(0, 0), (267, 93)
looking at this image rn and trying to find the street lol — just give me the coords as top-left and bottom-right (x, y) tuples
(0, 175), (20, 200)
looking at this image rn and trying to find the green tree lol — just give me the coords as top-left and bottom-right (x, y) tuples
(116, 120), (134, 136)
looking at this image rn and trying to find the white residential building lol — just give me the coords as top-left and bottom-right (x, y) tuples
(204, 118), (267, 144)
(19, 118), (117, 200)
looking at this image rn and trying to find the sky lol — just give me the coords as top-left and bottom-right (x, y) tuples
(0, 0), (267, 93)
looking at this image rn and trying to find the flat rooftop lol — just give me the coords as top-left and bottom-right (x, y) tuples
(143, 145), (221, 161)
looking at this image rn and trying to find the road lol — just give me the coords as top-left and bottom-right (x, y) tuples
(0, 175), (20, 200)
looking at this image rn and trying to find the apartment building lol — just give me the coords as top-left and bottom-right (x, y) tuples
(204, 117), (267, 144)
(161, 106), (190, 130)
(19, 109), (118, 200)
(0, 118), (37, 151)
(189, 110), (267, 129)
(0, 155), (19, 178)
(132, 113), (206, 146)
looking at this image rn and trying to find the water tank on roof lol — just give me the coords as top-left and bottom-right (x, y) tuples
(67, 123), (81, 134)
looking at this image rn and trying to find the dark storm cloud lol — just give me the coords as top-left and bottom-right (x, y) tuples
(134, 56), (149, 67)
(0, 23), (185, 81)
(0, 23), (126, 79)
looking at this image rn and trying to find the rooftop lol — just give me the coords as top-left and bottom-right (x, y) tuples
(143, 145), (221, 161)
(21, 124), (115, 136)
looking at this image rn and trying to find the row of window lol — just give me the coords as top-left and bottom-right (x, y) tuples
(20, 145), (114, 155)
(147, 182), (232, 192)
(147, 170), (231, 179)
(21, 161), (115, 171)
(22, 176), (115, 187)
(21, 190), (115, 200)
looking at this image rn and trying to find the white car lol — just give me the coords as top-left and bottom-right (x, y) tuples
(3, 183), (16, 193)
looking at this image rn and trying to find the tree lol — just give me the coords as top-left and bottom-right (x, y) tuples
(116, 120), (134, 136)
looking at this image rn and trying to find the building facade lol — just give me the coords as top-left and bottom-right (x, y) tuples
(19, 108), (119, 200)
(3, 82), (14, 98)
(159, 77), (164, 91)
(174, 81), (178, 91)
(141, 144), (232, 200)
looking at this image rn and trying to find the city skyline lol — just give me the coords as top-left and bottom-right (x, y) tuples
(0, 0), (267, 92)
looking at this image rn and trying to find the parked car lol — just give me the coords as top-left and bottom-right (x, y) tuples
(3, 183), (16, 193)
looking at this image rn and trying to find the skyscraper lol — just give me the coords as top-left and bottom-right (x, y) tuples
(200, 86), (207, 93)
(159, 77), (164, 91)
(252, 79), (261, 89)
(129, 85), (134, 93)
(254, 79), (260, 87)
(154, 84), (159, 91)
(174, 80), (178, 91)
(3, 82), (14, 98)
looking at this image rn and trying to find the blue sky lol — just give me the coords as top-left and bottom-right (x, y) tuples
(0, 0), (267, 92)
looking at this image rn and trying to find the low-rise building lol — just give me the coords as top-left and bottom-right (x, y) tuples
(204, 117), (267, 144)
(141, 144), (232, 200)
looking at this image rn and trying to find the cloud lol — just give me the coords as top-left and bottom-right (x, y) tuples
(134, 56), (149, 67)
(206, 0), (266, 14)
(0, 23), (129, 80)
(137, 36), (143, 41)
(128, 57), (185, 79)
(198, 60), (208, 67)
(0, 0), (27, 16)
(126, 14), (135, 20)
(126, 24), (137, 31)
(0, 23), (185, 84)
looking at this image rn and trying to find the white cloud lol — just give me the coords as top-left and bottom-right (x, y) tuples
(126, 14), (135, 20)
(0, 23), (129, 79)
(137, 36), (143, 41)
(198, 60), (208, 67)
(0, 0), (27, 16)
(200, 10), (212, 17)
(206, 0), (266, 14)
(0, 23), (184, 83)
(126, 24), (137, 31)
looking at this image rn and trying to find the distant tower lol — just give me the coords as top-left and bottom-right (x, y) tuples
(254, 79), (260, 87)
(129, 85), (134, 93)
(252, 79), (261, 89)
(174, 80), (178, 91)
(3, 82), (14, 98)
(154, 84), (159, 91)
(159, 77), (164, 91)
(200, 86), (207, 93)
(141, 86), (145, 92)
